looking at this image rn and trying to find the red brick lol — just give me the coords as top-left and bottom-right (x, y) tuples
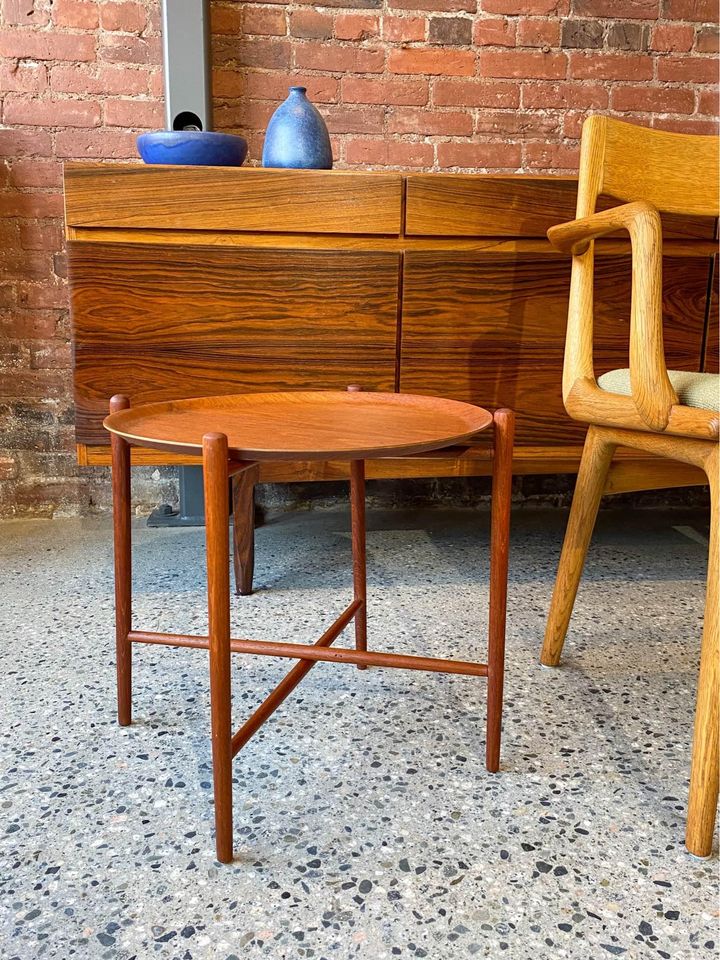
(9, 159), (63, 189)
(98, 34), (161, 65)
(650, 24), (694, 51)
(388, 106), (473, 136)
(390, 0), (474, 11)
(696, 26), (719, 52)
(562, 110), (592, 138)
(0, 311), (58, 340)
(433, 78), (519, 107)
(243, 72), (338, 103)
(612, 84), (695, 113)
(51, 64), (151, 96)
(0, 191), (64, 219)
(524, 140), (580, 170)
(521, 80), (608, 109)
(99, 2), (147, 32)
(0, 128), (52, 157)
(17, 277), (68, 310)
(19, 221), (63, 251)
(323, 104), (385, 135)
(295, 42), (384, 73)
(290, 9), (333, 39)
(661, 0), (718, 20)
(54, 129), (139, 159)
(0, 60), (47, 95)
(574, 0), (658, 16)
(2, 249), (54, 281)
(475, 109), (561, 136)
(53, 0), (99, 29)
(244, 7), (287, 36)
(437, 140), (522, 169)
(214, 38), (291, 69)
(3, 96), (101, 128)
(382, 16), (425, 42)
(30, 342), (72, 370)
(213, 69), (246, 98)
(652, 115), (719, 134)
(3, 0), (48, 25)
(211, 5), (243, 34)
(389, 48), (475, 76)
(482, 0), (569, 12)
(345, 138), (435, 167)
(569, 52), (653, 80)
(657, 55), (718, 82)
(342, 76), (429, 106)
(104, 98), (164, 128)
(335, 14), (379, 40)
(479, 50), (567, 79)
(698, 87), (720, 114)
(517, 18), (561, 48)
(0, 29), (96, 61)
(473, 17), (517, 46)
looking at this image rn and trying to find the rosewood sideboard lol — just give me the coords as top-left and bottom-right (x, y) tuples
(64, 165), (718, 555)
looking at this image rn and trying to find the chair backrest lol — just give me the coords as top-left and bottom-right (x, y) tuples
(577, 115), (720, 220)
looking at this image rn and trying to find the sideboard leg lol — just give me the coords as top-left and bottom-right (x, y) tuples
(232, 463), (259, 596)
(110, 394), (132, 727)
(204, 432), (234, 864)
(350, 459), (368, 669)
(486, 408), (515, 773)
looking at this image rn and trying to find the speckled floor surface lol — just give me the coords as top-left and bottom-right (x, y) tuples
(1, 506), (717, 960)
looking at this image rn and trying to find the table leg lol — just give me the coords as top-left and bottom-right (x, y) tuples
(110, 395), (132, 727)
(203, 432), (233, 863)
(232, 463), (259, 596)
(486, 408), (515, 773)
(350, 459), (367, 669)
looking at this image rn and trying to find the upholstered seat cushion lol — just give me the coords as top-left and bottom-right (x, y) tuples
(597, 368), (720, 412)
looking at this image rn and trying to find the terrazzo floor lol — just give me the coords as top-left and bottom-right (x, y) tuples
(0, 506), (718, 960)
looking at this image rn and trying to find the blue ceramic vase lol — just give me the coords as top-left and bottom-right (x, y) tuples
(137, 130), (247, 166)
(262, 87), (332, 170)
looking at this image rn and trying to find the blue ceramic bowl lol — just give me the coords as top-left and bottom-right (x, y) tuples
(137, 130), (248, 166)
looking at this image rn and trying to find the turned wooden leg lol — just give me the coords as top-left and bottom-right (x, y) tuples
(486, 408), (515, 773)
(541, 425), (617, 667)
(232, 463), (259, 596)
(350, 459), (368, 669)
(203, 432), (233, 864)
(686, 446), (719, 858)
(110, 394), (132, 727)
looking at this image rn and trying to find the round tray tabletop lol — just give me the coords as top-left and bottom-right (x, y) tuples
(103, 391), (493, 461)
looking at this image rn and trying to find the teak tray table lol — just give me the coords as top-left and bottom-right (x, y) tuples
(104, 389), (515, 863)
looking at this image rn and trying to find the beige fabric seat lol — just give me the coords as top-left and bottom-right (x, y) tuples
(598, 368), (720, 412)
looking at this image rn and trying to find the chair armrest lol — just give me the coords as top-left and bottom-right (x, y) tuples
(549, 200), (678, 431)
(547, 200), (658, 256)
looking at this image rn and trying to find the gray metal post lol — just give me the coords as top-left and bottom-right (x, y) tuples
(161, 0), (212, 131)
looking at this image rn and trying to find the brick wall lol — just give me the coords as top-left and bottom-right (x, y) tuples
(0, 0), (718, 517)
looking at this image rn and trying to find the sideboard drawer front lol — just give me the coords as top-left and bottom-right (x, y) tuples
(70, 241), (400, 444)
(64, 165), (403, 236)
(405, 175), (717, 240)
(399, 252), (708, 445)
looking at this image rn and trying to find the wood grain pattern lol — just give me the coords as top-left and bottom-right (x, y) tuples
(405, 174), (716, 239)
(63, 164), (403, 235)
(103, 391), (493, 460)
(704, 256), (718, 374)
(70, 242), (400, 443)
(399, 253), (708, 445)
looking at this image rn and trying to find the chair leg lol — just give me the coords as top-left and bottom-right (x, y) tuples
(541, 425), (616, 667)
(110, 394), (132, 727)
(203, 432), (234, 864)
(232, 464), (259, 596)
(350, 459), (368, 669)
(686, 447), (719, 858)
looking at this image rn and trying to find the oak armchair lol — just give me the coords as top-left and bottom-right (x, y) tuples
(541, 116), (719, 857)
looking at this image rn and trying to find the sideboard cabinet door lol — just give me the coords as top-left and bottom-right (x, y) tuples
(399, 252), (709, 446)
(70, 242), (400, 444)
